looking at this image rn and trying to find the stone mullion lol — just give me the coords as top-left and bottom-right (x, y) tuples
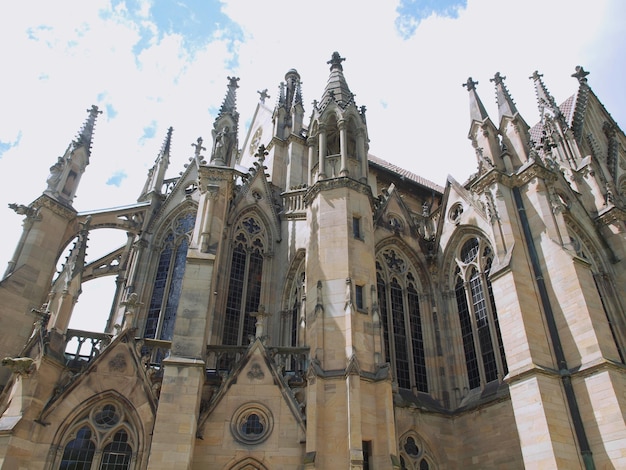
(400, 284), (416, 391)
(481, 271), (505, 379)
(237, 248), (252, 345)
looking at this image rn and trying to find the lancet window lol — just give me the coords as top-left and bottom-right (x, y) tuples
(144, 212), (195, 340)
(454, 237), (507, 389)
(376, 248), (428, 393)
(222, 216), (267, 345)
(56, 402), (135, 470)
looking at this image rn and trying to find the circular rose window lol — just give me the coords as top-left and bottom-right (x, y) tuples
(231, 403), (273, 445)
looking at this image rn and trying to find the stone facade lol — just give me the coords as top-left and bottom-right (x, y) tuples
(0, 54), (625, 469)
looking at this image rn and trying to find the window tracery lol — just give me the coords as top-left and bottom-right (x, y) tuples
(223, 215), (267, 345)
(57, 402), (135, 470)
(454, 237), (507, 389)
(376, 248), (428, 393)
(144, 212), (195, 340)
(398, 433), (434, 470)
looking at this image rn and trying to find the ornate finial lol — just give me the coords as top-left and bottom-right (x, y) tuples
(490, 72), (506, 85)
(192, 137), (206, 157)
(255, 144), (268, 164)
(327, 51), (346, 71)
(191, 137), (206, 164)
(462, 77), (478, 91)
(227, 76), (240, 89)
(572, 65), (589, 84)
(529, 70), (543, 81)
(257, 89), (270, 103)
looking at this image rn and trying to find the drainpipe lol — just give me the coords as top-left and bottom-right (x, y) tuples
(512, 187), (595, 470)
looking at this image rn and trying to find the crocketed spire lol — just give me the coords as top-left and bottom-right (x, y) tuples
(318, 52), (355, 111)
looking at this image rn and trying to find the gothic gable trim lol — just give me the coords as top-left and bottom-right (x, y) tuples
(197, 339), (306, 438)
(229, 156), (282, 243)
(374, 183), (419, 237)
(36, 332), (158, 424)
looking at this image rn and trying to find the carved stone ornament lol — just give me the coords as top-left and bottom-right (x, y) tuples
(247, 362), (265, 380)
(1, 357), (35, 376)
(108, 353), (127, 373)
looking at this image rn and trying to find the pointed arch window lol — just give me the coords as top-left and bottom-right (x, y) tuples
(223, 216), (267, 345)
(454, 237), (507, 389)
(144, 212), (195, 340)
(56, 402), (135, 470)
(376, 248), (428, 393)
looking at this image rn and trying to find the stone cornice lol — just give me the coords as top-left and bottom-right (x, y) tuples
(504, 357), (625, 386)
(470, 160), (558, 194)
(596, 205), (626, 227)
(32, 194), (77, 220)
(304, 176), (374, 208)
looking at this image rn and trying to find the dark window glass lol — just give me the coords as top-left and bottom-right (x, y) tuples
(408, 283), (428, 392)
(100, 430), (132, 470)
(223, 245), (246, 345)
(391, 279), (410, 389)
(59, 426), (95, 470)
(353, 217), (361, 239)
(242, 414), (263, 435)
(355, 285), (364, 310)
(456, 275), (480, 389)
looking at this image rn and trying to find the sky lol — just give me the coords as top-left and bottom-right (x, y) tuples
(0, 0), (624, 331)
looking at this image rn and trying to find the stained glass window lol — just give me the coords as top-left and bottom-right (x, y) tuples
(144, 212), (195, 340)
(376, 249), (428, 393)
(223, 217), (266, 345)
(454, 237), (507, 389)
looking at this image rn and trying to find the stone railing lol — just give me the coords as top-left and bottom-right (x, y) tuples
(64, 329), (112, 371)
(281, 187), (308, 220)
(206, 345), (309, 382)
(63, 331), (309, 387)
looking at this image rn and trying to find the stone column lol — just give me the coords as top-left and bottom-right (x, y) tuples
(318, 126), (327, 180)
(339, 119), (348, 176)
(307, 137), (316, 186)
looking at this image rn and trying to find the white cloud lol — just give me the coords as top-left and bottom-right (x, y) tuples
(0, 0), (623, 330)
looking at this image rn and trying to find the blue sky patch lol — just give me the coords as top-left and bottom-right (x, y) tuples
(0, 132), (22, 158)
(396, 0), (467, 39)
(108, 0), (244, 58)
(141, 121), (157, 141)
(106, 170), (127, 187)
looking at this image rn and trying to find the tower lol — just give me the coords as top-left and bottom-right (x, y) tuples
(0, 106), (101, 385)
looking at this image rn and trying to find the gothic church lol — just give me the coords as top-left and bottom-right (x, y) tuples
(1, 52), (625, 469)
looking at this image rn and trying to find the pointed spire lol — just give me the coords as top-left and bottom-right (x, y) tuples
(490, 72), (519, 120)
(74, 105), (102, 155)
(530, 70), (561, 121)
(218, 76), (240, 116)
(462, 77), (490, 122)
(139, 127), (173, 200)
(571, 66), (591, 142)
(319, 52), (354, 110)
(160, 126), (173, 158)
